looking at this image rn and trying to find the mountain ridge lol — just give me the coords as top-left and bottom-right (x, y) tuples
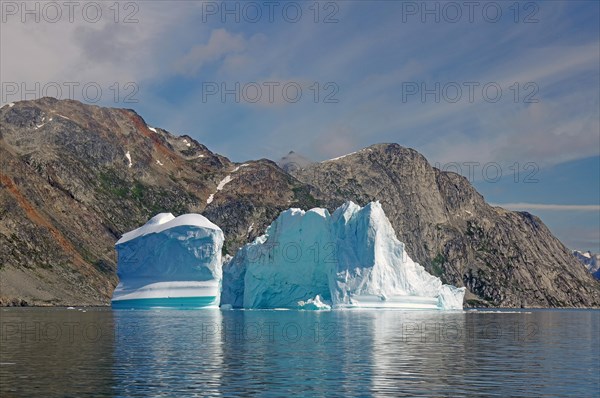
(574, 250), (600, 279)
(1, 98), (599, 307)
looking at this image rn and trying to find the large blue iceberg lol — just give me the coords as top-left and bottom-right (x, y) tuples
(222, 202), (465, 310)
(112, 202), (464, 310)
(111, 213), (223, 308)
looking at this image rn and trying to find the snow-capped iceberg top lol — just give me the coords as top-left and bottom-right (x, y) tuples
(116, 213), (221, 245)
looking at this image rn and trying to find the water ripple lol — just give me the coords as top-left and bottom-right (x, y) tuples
(1, 308), (598, 397)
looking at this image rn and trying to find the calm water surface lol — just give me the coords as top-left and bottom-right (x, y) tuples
(0, 308), (598, 397)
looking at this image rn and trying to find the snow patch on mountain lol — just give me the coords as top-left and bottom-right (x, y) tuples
(324, 151), (357, 162)
(322, 148), (372, 163)
(206, 167), (247, 204)
(217, 175), (232, 191)
(233, 164), (249, 172)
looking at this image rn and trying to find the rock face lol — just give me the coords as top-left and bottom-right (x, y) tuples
(221, 201), (465, 310)
(1, 98), (599, 307)
(112, 213), (224, 308)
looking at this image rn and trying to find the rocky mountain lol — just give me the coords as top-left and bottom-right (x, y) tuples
(573, 250), (600, 279)
(277, 150), (313, 173)
(1, 98), (599, 307)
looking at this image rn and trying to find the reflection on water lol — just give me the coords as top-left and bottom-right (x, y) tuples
(1, 308), (598, 397)
(112, 309), (224, 396)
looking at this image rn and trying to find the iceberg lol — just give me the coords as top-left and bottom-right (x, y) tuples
(297, 295), (331, 310)
(221, 202), (465, 310)
(221, 207), (333, 309)
(111, 213), (224, 309)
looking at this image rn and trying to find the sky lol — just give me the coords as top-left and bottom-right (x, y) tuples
(1, 0), (599, 251)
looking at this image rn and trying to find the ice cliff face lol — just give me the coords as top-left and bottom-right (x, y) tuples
(112, 213), (224, 306)
(222, 207), (333, 309)
(222, 202), (465, 310)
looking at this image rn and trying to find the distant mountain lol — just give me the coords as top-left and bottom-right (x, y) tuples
(1, 98), (599, 307)
(276, 150), (313, 173)
(573, 250), (600, 279)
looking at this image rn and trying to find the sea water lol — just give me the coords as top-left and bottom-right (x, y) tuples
(1, 308), (598, 397)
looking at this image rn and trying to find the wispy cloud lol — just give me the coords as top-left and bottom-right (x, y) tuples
(173, 29), (255, 76)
